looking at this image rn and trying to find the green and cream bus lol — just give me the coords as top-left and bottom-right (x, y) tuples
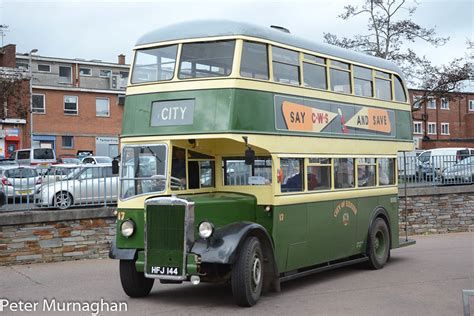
(109, 20), (415, 307)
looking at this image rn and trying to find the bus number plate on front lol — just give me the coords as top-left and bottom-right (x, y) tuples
(150, 266), (180, 276)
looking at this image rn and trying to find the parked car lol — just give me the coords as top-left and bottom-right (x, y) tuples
(13, 148), (56, 166)
(41, 164), (82, 185)
(81, 156), (113, 164)
(0, 158), (19, 167)
(58, 155), (81, 164)
(441, 156), (474, 184)
(35, 164), (118, 209)
(397, 150), (422, 179)
(1, 166), (41, 198)
(416, 147), (474, 180)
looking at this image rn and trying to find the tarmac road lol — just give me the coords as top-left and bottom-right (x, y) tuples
(0, 232), (473, 315)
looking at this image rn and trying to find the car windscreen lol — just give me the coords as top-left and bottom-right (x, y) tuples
(34, 149), (54, 159)
(5, 168), (37, 178)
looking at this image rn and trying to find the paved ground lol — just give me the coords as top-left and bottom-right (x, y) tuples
(0, 233), (473, 315)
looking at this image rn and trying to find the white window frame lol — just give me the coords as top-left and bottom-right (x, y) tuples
(440, 97), (449, 109)
(99, 69), (112, 78)
(79, 67), (92, 76)
(469, 100), (474, 112)
(37, 64), (51, 73)
(64, 95), (78, 116)
(95, 97), (110, 117)
(62, 136), (74, 149)
(413, 121), (423, 135)
(32, 93), (46, 114)
(59, 66), (72, 84)
(441, 123), (450, 135)
(427, 122), (437, 135)
(427, 97), (436, 109)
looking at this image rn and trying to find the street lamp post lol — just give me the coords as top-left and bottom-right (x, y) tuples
(28, 49), (38, 148)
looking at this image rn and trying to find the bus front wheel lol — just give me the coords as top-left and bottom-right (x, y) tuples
(366, 218), (390, 270)
(231, 236), (264, 307)
(119, 259), (154, 297)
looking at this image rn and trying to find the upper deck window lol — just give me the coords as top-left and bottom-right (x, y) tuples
(178, 40), (235, 79)
(329, 60), (351, 94)
(240, 41), (269, 80)
(353, 66), (373, 97)
(375, 71), (392, 101)
(393, 75), (407, 102)
(303, 54), (327, 90)
(132, 45), (178, 84)
(272, 46), (300, 85)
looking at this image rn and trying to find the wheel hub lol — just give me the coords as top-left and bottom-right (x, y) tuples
(251, 256), (261, 289)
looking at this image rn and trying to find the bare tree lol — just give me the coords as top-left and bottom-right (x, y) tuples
(0, 68), (29, 119)
(324, 0), (473, 110)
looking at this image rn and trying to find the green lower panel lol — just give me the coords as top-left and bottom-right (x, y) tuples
(145, 204), (185, 277)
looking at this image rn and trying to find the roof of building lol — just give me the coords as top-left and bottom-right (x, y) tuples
(15, 54), (130, 68)
(136, 20), (404, 76)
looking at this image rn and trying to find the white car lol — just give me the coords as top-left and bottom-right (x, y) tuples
(41, 164), (82, 185)
(441, 156), (474, 183)
(35, 164), (118, 209)
(81, 156), (113, 164)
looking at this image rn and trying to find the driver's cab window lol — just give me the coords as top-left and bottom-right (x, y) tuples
(171, 147), (215, 190)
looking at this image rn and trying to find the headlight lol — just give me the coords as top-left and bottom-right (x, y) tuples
(121, 219), (135, 238)
(198, 221), (214, 239)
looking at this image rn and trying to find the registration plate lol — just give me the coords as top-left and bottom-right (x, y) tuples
(16, 189), (33, 195)
(150, 266), (180, 276)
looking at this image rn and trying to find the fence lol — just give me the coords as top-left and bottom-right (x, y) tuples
(0, 154), (473, 212)
(0, 165), (118, 211)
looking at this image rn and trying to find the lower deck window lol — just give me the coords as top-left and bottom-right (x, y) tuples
(334, 158), (354, 189)
(378, 158), (396, 185)
(357, 158), (376, 187)
(307, 158), (331, 190)
(224, 157), (272, 186)
(280, 158), (303, 192)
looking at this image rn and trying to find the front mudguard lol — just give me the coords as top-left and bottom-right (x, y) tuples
(191, 221), (280, 292)
(109, 239), (137, 260)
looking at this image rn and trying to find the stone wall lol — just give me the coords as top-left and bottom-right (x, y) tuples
(398, 185), (474, 235)
(0, 208), (115, 265)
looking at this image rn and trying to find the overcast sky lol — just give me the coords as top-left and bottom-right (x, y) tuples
(1, 0), (472, 67)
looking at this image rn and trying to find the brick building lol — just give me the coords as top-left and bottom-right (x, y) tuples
(14, 50), (129, 159)
(0, 44), (29, 158)
(409, 85), (474, 150)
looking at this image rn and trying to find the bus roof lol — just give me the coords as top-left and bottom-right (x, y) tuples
(136, 20), (404, 76)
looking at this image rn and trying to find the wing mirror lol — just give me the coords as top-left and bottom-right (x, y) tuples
(243, 136), (255, 165)
(112, 158), (119, 175)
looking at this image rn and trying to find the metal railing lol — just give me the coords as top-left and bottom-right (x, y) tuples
(0, 165), (118, 212)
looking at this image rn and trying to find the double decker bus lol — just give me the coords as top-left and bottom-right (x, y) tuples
(109, 20), (415, 307)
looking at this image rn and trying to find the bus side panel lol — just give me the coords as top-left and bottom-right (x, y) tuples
(355, 196), (383, 253)
(381, 195), (400, 248)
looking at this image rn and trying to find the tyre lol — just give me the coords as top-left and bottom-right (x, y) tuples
(120, 259), (154, 297)
(366, 217), (390, 270)
(231, 237), (264, 307)
(54, 191), (73, 209)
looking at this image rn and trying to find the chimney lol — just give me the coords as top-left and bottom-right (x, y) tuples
(118, 54), (125, 65)
(0, 44), (17, 68)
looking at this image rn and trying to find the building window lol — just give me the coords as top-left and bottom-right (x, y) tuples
(99, 69), (111, 78)
(413, 121), (423, 134)
(16, 62), (29, 70)
(120, 71), (129, 79)
(427, 98), (436, 109)
(64, 96), (78, 115)
(32, 94), (45, 113)
(427, 122), (437, 135)
(59, 66), (72, 84)
(240, 41), (269, 80)
(62, 136), (74, 148)
(79, 68), (92, 76)
(469, 100), (474, 111)
(330, 60), (351, 94)
(272, 46), (300, 86)
(37, 64), (51, 72)
(96, 98), (110, 117)
(412, 95), (422, 110)
(441, 123), (450, 135)
(440, 98), (449, 109)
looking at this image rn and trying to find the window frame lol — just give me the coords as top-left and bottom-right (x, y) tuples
(329, 59), (352, 94)
(441, 122), (450, 135)
(32, 93), (46, 114)
(356, 158), (377, 188)
(440, 97), (449, 110)
(63, 95), (78, 116)
(223, 156), (272, 187)
(427, 122), (437, 135)
(469, 100), (474, 112)
(306, 157), (332, 191)
(99, 69), (112, 78)
(240, 40), (269, 81)
(271, 45), (301, 86)
(79, 67), (92, 76)
(413, 121), (423, 135)
(427, 97), (436, 109)
(61, 136), (74, 149)
(37, 64), (51, 73)
(95, 97), (110, 117)
(302, 54), (328, 90)
(374, 70), (392, 101)
(59, 65), (72, 84)
(353, 65), (373, 97)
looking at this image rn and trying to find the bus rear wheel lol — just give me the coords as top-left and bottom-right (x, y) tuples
(120, 259), (154, 297)
(366, 218), (390, 270)
(231, 237), (264, 307)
